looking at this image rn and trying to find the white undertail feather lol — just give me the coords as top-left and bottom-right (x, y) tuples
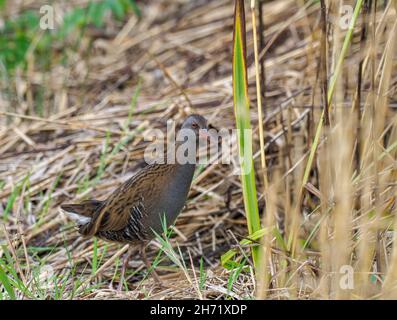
(60, 208), (91, 225)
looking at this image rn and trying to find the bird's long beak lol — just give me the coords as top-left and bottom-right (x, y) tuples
(199, 129), (210, 140)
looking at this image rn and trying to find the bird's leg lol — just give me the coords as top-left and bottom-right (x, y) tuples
(117, 245), (134, 291)
(140, 243), (162, 285)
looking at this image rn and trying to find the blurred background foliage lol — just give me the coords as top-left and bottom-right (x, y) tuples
(0, 0), (140, 72)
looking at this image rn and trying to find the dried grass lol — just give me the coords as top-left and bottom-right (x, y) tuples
(0, 0), (396, 299)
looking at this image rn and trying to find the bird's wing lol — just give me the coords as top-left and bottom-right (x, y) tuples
(80, 164), (174, 237)
(60, 199), (103, 217)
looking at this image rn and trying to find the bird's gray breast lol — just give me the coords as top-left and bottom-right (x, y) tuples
(146, 163), (195, 235)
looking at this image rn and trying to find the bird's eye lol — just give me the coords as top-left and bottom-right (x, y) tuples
(192, 123), (198, 129)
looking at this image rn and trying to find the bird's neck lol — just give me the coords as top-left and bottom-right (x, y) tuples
(170, 161), (196, 175)
(164, 138), (199, 168)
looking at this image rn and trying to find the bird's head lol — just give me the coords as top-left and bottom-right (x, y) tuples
(181, 114), (209, 140)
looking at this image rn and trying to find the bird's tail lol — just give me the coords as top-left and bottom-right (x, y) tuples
(60, 200), (103, 226)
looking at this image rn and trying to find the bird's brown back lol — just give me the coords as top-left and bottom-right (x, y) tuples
(79, 163), (194, 243)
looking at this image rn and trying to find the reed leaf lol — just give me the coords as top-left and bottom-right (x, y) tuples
(221, 228), (270, 270)
(232, 0), (261, 268)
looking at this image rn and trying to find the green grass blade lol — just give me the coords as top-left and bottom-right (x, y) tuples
(0, 263), (16, 300)
(91, 238), (98, 275)
(232, 0), (261, 268)
(221, 227), (269, 269)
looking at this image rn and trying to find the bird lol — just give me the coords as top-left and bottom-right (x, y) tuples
(60, 114), (208, 289)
